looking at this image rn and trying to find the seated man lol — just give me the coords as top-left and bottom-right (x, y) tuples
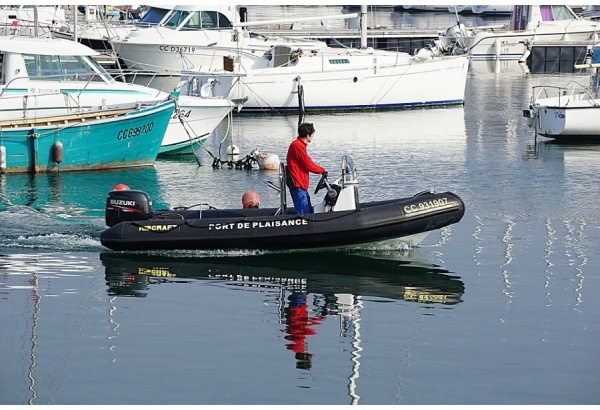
(242, 190), (261, 208)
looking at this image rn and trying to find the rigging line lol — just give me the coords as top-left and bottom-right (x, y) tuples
(320, 20), (351, 49)
(236, 76), (283, 113)
(368, 57), (419, 106)
(181, 119), (207, 159)
(174, 99), (203, 166)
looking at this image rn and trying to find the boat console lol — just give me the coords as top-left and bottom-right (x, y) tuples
(314, 155), (358, 213)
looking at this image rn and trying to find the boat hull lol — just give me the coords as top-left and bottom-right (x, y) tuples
(159, 95), (233, 155)
(190, 54), (469, 112)
(0, 36), (232, 155)
(527, 93), (600, 140)
(0, 100), (174, 173)
(100, 191), (465, 251)
(536, 106), (600, 139)
(0, 86), (231, 155)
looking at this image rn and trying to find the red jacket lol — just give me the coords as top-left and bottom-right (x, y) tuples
(286, 137), (325, 191)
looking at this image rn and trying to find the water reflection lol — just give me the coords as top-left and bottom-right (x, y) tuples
(101, 250), (465, 379)
(0, 166), (165, 215)
(101, 251), (465, 304)
(284, 290), (324, 370)
(0, 168), (168, 252)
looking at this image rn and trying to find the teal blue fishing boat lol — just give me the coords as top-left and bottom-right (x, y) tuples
(0, 98), (175, 173)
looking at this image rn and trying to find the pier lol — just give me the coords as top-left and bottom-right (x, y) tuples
(523, 41), (596, 73)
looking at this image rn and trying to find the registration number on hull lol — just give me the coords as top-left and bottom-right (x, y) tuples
(158, 45), (197, 53)
(404, 197), (449, 214)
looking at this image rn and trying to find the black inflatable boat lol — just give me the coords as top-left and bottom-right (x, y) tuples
(100, 155), (465, 252)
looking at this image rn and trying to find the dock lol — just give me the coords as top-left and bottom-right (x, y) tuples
(524, 40), (597, 73)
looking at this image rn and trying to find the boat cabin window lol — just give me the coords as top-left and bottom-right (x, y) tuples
(168, 10), (232, 30)
(513, 5), (577, 30)
(164, 10), (189, 28)
(271, 46), (292, 67)
(136, 7), (168, 27)
(23, 54), (111, 82)
(267, 46), (304, 68)
(179, 11), (202, 30)
(548, 5), (577, 21)
(0, 52), (4, 85)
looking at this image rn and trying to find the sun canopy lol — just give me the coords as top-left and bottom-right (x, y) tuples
(0, 36), (99, 57)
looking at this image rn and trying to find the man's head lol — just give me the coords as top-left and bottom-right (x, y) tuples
(298, 123), (315, 138)
(242, 189), (261, 208)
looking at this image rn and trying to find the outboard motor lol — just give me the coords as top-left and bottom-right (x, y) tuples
(105, 189), (153, 227)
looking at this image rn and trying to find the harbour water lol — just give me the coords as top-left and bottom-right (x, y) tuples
(1, 8), (599, 406)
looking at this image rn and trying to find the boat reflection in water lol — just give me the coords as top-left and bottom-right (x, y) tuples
(101, 250), (465, 372)
(0, 166), (166, 215)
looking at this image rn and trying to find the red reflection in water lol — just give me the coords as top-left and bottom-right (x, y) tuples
(284, 292), (324, 370)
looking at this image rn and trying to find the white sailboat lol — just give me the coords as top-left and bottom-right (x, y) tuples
(180, 6), (469, 113)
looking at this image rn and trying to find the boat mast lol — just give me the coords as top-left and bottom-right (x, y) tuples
(33, 6), (39, 37)
(360, 5), (367, 49)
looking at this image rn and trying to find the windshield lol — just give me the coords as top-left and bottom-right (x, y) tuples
(24, 53), (112, 83)
(163, 10), (190, 29)
(137, 7), (168, 27)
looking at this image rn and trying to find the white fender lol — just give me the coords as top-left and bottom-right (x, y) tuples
(256, 153), (280, 170)
(226, 144), (239, 157)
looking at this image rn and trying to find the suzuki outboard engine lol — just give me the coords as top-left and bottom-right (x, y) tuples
(105, 189), (153, 227)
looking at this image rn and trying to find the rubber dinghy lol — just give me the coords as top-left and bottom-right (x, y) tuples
(100, 155), (465, 252)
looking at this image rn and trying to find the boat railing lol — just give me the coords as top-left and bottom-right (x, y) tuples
(106, 68), (180, 94)
(0, 75), (103, 114)
(3, 71), (120, 101)
(0, 91), (89, 115)
(531, 81), (597, 106)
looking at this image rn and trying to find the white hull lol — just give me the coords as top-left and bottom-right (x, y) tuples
(160, 96), (233, 155)
(187, 51), (469, 112)
(532, 96), (600, 139)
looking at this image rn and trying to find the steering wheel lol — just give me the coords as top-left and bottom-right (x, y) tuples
(314, 174), (328, 194)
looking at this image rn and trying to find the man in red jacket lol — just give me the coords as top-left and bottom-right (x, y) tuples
(286, 122), (328, 214)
